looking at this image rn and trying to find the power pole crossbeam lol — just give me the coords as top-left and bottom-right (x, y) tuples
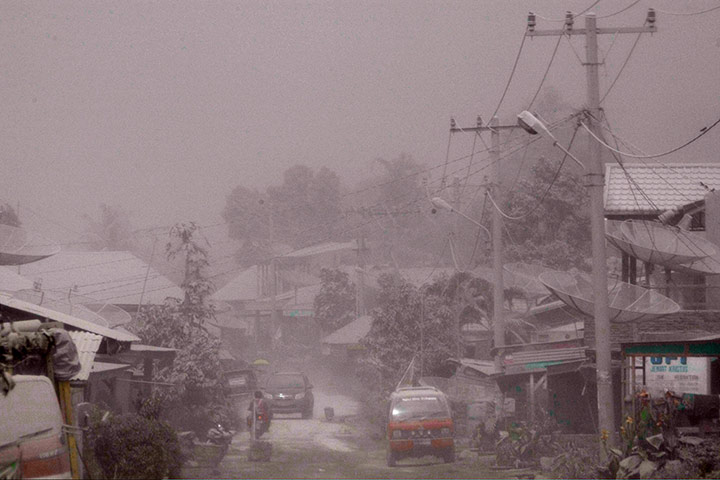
(526, 25), (655, 37)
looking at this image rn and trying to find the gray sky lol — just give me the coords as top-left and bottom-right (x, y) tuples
(1, 0), (719, 243)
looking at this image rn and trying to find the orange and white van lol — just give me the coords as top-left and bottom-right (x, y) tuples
(0, 375), (72, 479)
(386, 386), (455, 467)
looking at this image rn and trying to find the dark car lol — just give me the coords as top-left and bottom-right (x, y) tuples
(262, 372), (314, 418)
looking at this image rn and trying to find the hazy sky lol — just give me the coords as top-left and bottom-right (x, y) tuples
(1, 0), (719, 244)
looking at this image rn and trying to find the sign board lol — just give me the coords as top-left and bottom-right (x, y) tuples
(644, 356), (711, 396)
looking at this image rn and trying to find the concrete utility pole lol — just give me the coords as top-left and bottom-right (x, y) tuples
(450, 115), (524, 373)
(354, 237), (368, 317)
(526, 9), (657, 446)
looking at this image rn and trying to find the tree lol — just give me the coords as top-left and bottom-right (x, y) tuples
(222, 165), (345, 266)
(82, 204), (136, 251)
(356, 271), (493, 426)
(130, 222), (235, 435)
(0, 204), (21, 227)
(503, 156), (591, 270)
(313, 268), (356, 335)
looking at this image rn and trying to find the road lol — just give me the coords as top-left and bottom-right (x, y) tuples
(189, 387), (510, 479)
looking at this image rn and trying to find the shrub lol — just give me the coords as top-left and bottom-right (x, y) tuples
(86, 412), (185, 480)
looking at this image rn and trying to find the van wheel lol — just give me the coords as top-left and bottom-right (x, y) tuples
(386, 450), (397, 467)
(444, 447), (455, 464)
(302, 407), (313, 419)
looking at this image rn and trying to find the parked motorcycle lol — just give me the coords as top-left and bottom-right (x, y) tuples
(207, 423), (234, 447)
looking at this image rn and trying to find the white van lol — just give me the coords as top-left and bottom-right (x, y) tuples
(0, 375), (71, 479)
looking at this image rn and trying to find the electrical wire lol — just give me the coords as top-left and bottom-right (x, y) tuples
(581, 116), (720, 159)
(534, 0), (604, 22)
(596, 0), (642, 19)
(488, 32), (527, 121)
(599, 32), (643, 104)
(650, 3), (720, 16)
(527, 34), (563, 110)
(34, 115), (580, 302)
(564, 33), (585, 65)
(484, 123), (581, 221)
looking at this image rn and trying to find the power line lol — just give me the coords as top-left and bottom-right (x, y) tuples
(534, 0), (604, 22)
(527, 34), (563, 110)
(485, 123), (581, 221)
(649, 3), (720, 16)
(488, 32), (527, 120)
(596, 0), (642, 19)
(599, 31), (643, 104)
(581, 115), (720, 159)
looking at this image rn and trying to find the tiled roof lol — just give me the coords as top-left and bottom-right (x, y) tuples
(17, 251), (183, 305)
(605, 163), (720, 215)
(68, 331), (103, 382)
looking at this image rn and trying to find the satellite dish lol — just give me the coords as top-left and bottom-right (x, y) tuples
(538, 270), (680, 323)
(674, 250), (720, 275)
(502, 262), (556, 299)
(605, 219), (638, 257)
(13, 289), (132, 328)
(0, 225), (61, 265)
(619, 220), (716, 268)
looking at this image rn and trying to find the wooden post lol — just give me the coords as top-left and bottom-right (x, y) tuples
(529, 373), (535, 424)
(58, 381), (80, 480)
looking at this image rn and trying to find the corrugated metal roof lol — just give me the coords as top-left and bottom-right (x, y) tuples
(0, 293), (139, 342)
(0, 267), (34, 293)
(503, 346), (587, 374)
(322, 315), (372, 345)
(68, 331), (103, 381)
(18, 251), (183, 305)
(605, 163), (720, 215)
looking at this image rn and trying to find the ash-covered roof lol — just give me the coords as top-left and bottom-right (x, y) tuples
(68, 330), (103, 382)
(605, 163), (720, 216)
(18, 251), (183, 305)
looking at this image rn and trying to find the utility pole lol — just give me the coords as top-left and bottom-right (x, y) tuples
(450, 115), (523, 373)
(354, 237), (368, 317)
(526, 9), (657, 446)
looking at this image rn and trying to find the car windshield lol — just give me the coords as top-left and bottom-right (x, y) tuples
(266, 374), (304, 389)
(391, 396), (449, 421)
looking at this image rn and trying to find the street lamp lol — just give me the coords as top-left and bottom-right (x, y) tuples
(517, 111), (585, 169)
(430, 197), (491, 239)
(517, 110), (615, 442)
(431, 196), (505, 374)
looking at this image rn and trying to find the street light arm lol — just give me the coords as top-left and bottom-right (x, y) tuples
(431, 197), (491, 239)
(551, 140), (585, 169)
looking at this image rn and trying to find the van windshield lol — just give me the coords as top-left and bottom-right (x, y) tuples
(391, 396), (449, 421)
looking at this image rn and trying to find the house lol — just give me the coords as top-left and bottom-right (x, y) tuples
(210, 241), (363, 357)
(321, 314), (373, 361)
(572, 163), (720, 430)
